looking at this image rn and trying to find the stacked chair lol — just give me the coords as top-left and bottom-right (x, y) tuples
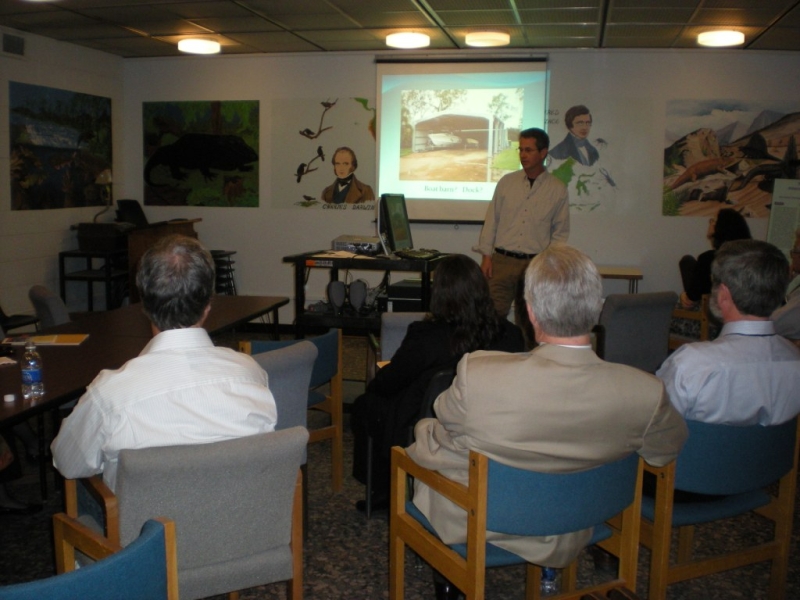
(210, 250), (237, 295)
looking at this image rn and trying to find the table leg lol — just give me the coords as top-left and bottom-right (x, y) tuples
(36, 413), (47, 500)
(272, 307), (280, 340)
(293, 263), (306, 339)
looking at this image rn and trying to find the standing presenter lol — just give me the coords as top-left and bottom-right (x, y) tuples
(475, 127), (570, 328)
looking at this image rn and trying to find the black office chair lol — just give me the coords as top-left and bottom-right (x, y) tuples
(364, 367), (455, 518)
(0, 301), (39, 333)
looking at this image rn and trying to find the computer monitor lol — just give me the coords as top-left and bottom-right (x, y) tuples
(380, 193), (413, 253)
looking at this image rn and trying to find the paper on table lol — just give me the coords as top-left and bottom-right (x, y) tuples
(311, 251), (376, 259)
(1, 334), (89, 346)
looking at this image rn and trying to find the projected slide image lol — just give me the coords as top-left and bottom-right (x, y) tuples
(377, 62), (546, 221)
(398, 88), (521, 184)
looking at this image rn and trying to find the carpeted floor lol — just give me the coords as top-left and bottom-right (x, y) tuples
(1, 334), (799, 599)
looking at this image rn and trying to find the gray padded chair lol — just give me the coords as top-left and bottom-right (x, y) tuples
(366, 311), (426, 383)
(597, 291), (679, 373)
(28, 285), (70, 329)
(64, 428), (308, 600)
(251, 340), (317, 434)
(252, 341), (317, 535)
(379, 311), (427, 360)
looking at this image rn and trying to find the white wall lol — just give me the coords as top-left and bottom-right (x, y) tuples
(3, 32), (799, 323)
(0, 29), (124, 318)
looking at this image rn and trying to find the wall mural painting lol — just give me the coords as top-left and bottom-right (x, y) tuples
(271, 97), (376, 211)
(663, 99), (800, 218)
(143, 100), (259, 207)
(9, 82), (112, 211)
(547, 100), (653, 216)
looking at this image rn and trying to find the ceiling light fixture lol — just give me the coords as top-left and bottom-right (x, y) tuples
(697, 30), (744, 47)
(386, 32), (430, 49)
(465, 31), (510, 47)
(178, 37), (221, 54)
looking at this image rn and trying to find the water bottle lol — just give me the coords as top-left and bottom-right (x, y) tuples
(540, 567), (559, 596)
(21, 340), (45, 399)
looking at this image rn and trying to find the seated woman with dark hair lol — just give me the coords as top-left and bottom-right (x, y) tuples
(679, 207), (751, 308)
(351, 254), (524, 511)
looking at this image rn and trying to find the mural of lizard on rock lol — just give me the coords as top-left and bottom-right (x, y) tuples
(144, 133), (258, 187)
(668, 157), (734, 190)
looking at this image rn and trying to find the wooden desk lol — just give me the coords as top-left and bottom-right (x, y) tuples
(0, 295), (288, 497)
(50, 295), (289, 341)
(283, 251), (446, 337)
(597, 266), (643, 293)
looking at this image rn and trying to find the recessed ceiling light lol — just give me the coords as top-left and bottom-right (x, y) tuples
(465, 31), (510, 47)
(697, 30), (744, 47)
(178, 38), (221, 54)
(386, 32), (430, 49)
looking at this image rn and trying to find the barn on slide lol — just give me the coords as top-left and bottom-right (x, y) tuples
(412, 112), (508, 154)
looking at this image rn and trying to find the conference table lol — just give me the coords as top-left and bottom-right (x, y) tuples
(0, 295), (288, 497)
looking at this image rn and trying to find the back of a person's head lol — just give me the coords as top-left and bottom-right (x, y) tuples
(524, 243), (603, 337)
(136, 235), (215, 331)
(712, 239), (789, 317)
(429, 254), (500, 354)
(712, 208), (751, 249)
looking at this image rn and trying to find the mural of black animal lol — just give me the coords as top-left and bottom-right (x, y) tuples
(144, 133), (258, 187)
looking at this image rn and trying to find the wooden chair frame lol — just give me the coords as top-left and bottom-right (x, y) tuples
(306, 328), (343, 493)
(668, 294), (711, 351)
(389, 447), (644, 600)
(53, 515), (179, 600)
(639, 418), (800, 600)
(62, 470), (304, 600)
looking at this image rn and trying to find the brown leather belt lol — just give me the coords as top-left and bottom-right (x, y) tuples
(494, 247), (536, 260)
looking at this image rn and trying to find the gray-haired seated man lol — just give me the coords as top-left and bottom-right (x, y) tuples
(52, 235), (278, 496)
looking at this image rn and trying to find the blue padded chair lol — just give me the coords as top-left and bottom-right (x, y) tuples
(241, 329), (343, 493)
(390, 447), (644, 600)
(639, 417), (799, 600)
(596, 291), (678, 373)
(0, 517), (177, 600)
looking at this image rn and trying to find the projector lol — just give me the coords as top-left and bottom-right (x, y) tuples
(333, 235), (381, 255)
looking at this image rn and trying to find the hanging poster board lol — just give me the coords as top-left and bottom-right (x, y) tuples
(767, 179), (800, 256)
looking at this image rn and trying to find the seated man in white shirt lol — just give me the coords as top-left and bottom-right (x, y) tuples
(657, 239), (800, 426)
(52, 235), (278, 491)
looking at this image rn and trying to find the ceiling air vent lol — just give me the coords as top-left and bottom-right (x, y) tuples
(3, 33), (25, 57)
